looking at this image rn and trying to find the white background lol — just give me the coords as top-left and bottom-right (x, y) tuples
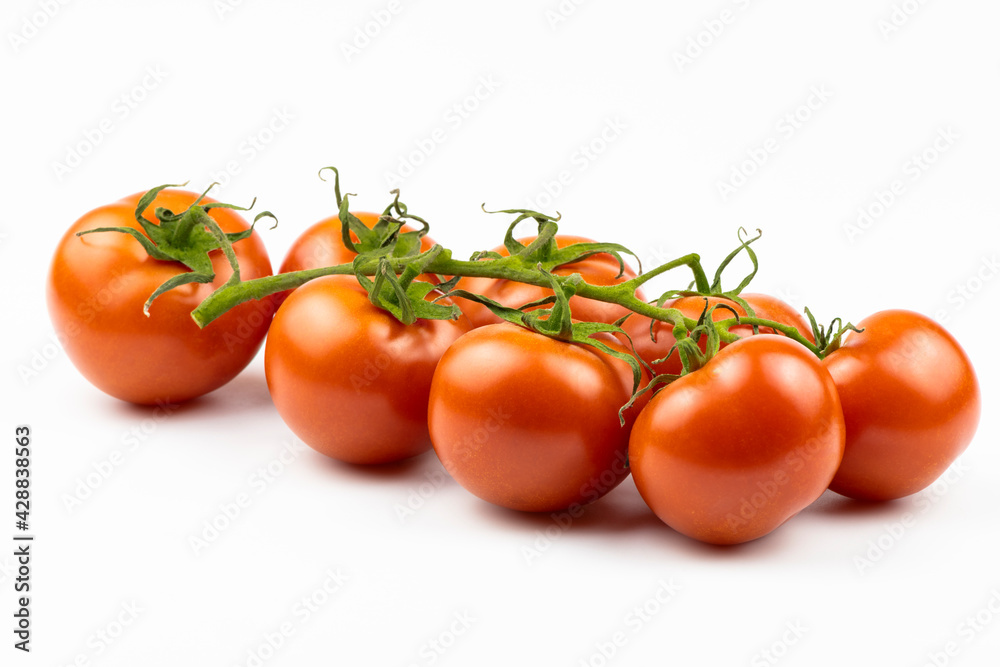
(3, 1), (999, 665)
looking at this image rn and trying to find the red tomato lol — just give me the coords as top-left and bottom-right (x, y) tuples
(629, 336), (845, 545)
(277, 212), (437, 306)
(621, 293), (815, 375)
(823, 310), (981, 501)
(47, 189), (274, 404)
(265, 275), (470, 465)
(428, 323), (647, 512)
(454, 235), (644, 328)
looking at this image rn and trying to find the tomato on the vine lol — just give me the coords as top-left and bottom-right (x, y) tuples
(428, 323), (647, 513)
(265, 275), (469, 465)
(620, 293), (814, 375)
(823, 310), (980, 501)
(280, 212), (436, 274)
(455, 235), (643, 328)
(47, 189), (275, 405)
(277, 212), (439, 306)
(629, 335), (845, 545)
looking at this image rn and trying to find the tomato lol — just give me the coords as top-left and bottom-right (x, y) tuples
(428, 323), (647, 512)
(454, 235), (644, 328)
(265, 275), (469, 465)
(47, 189), (274, 405)
(277, 212), (437, 306)
(629, 336), (845, 545)
(620, 293), (815, 375)
(823, 310), (981, 501)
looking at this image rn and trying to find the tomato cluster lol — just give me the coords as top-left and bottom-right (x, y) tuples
(48, 188), (982, 545)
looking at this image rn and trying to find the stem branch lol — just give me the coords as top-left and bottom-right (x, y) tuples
(192, 252), (703, 330)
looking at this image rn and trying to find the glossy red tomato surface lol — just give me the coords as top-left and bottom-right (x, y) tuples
(823, 310), (981, 501)
(620, 293), (814, 375)
(629, 335), (845, 545)
(265, 275), (469, 465)
(47, 189), (274, 404)
(428, 323), (647, 513)
(454, 235), (644, 328)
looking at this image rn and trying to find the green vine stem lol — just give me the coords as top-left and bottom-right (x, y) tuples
(189, 247), (828, 357)
(191, 248), (707, 330)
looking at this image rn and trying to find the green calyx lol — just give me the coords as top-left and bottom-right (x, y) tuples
(633, 227), (762, 350)
(356, 252), (462, 326)
(804, 308), (864, 358)
(319, 166), (431, 260)
(77, 182), (276, 315)
(479, 205), (642, 280)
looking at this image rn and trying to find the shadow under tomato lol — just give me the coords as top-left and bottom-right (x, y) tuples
(106, 391), (210, 420)
(103, 367), (276, 421)
(800, 488), (905, 520)
(310, 447), (449, 485)
(191, 369), (276, 415)
(470, 483), (666, 535)
(468, 476), (808, 560)
(664, 523), (802, 560)
(466, 476), (671, 541)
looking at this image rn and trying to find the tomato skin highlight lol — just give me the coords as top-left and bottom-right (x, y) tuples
(428, 323), (646, 513)
(454, 235), (644, 328)
(621, 293), (815, 376)
(629, 335), (845, 545)
(823, 310), (981, 501)
(265, 275), (469, 465)
(47, 189), (275, 405)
